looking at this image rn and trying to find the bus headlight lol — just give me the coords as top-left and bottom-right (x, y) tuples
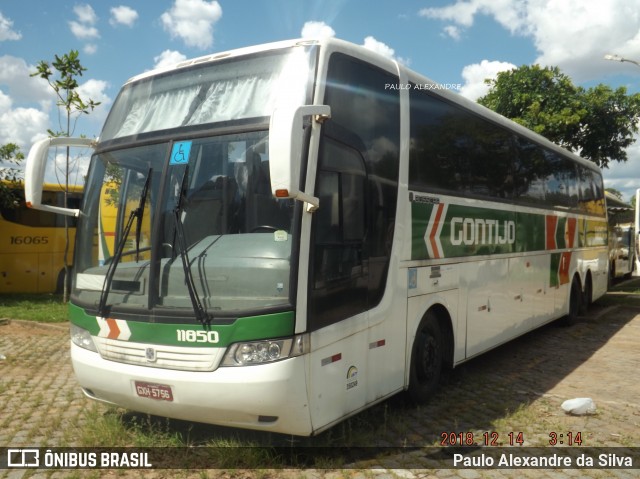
(222, 334), (308, 366)
(70, 323), (98, 353)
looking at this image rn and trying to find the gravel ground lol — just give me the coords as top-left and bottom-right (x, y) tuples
(1, 291), (639, 478)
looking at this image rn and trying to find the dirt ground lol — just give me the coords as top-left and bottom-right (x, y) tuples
(1, 283), (639, 478)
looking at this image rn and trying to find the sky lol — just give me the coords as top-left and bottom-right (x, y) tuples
(2, 0), (640, 202)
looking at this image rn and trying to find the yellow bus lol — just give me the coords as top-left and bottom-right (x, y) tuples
(95, 181), (152, 267)
(0, 181), (82, 293)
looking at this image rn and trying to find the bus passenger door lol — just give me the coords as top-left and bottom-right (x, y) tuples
(307, 136), (369, 430)
(304, 50), (402, 432)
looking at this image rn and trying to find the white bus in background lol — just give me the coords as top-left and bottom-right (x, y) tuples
(606, 191), (636, 281)
(25, 38), (608, 436)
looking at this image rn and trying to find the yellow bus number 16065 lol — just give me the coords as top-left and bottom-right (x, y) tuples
(10, 236), (49, 245)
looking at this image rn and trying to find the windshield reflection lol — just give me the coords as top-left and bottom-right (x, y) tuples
(73, 131), (297, 321)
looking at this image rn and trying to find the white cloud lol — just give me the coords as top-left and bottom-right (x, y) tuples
(459, 59), (516, 100)
(84, 43), (98, 55)
(153, 50), (187, 70)
(75, 79), (112, 127)
(298, 23), (409, 65)
(300, 21), (336, 39)
(0, 90), (11, 112)
(74, 4), (98, 25)
(77, 79), (110, 106)
(362, 36), (396, 59)
(603, 139), (640, 203)
(0, 90), (49, 149)
(361, 36), (410, 65)
(110, 6), (139, 27)
(69, 21), (99, 40)
(419, 0), (640, 81)
(0, 53), (109, 154)
(160, 0), (222, 50)
(0, 55), (53, 109)
(443, 25), (461, 41)
(419, 0), (529, 33)
(0, 12), (21, 41)
(69, 4), (100, 40)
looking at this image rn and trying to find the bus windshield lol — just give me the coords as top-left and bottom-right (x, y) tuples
(74, 131), (297, 320)
(71, 45), (316, 321)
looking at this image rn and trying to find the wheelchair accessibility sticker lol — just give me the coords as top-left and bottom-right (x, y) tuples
(170, 141), (192, 165)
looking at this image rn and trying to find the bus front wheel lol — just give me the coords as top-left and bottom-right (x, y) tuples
(408, 313), (444, 403)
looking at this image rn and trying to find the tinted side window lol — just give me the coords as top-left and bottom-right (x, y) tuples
(577, 166), (606, 216)
(544, 152), (578, 209)
(512, 136), (549, 203)
(310, 139), (368, 328)
(322, 53), (400, 168)
(409, 88), (513, 198)
(309, 53), (400, 330)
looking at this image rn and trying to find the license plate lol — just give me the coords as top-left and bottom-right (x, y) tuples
(134, 381), (174, 401)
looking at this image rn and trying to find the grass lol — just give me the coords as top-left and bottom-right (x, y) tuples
(0, 293), (68, 322)
(66, 403), (400, 470)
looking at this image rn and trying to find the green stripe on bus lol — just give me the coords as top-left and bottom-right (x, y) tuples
(68, 303), (295, 347)
(411, 200), (607, 260)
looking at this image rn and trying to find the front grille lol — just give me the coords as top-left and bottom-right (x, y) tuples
(94, 337), (224, 372)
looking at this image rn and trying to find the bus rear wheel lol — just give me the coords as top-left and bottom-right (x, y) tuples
(560, 277), (582, 327)
(408, 313), (444, 403)
(580, 274), (592, 316)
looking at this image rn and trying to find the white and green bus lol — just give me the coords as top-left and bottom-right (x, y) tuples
(25, 38), (608, 436)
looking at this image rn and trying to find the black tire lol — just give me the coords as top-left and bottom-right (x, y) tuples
(408, 313), (444, 403)
(560, 277), (582, 327)
(580, 276), (592, 316)
(55, 269), (66, 294)
(608, 262), (615, 289)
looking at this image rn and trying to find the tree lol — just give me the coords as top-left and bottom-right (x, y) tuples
(478, 65), (640, 169)
(606, 188), (624, 200)
(31, 50), (100, 302)
(0, 143), (24, 209)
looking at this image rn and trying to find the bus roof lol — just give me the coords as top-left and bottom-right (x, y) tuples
(124, 37), (600, 175)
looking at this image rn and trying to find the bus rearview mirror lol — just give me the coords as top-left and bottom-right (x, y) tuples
(25, 137), (95, 217)
(269, 104), (330, 212)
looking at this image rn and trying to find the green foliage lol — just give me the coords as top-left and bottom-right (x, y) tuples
(31, 50), (100, 137)
(478, 65), (640, 168)
(606, 188), (623, 200)
(30, 50), (100, 303)
(0, 143), (24, 209)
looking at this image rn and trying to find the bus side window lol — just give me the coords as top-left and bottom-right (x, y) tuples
(310, 139), (367, 329)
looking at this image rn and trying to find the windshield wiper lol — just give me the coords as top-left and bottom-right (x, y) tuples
(173, 165), (212, 325)
(98, 168), (152, 317)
